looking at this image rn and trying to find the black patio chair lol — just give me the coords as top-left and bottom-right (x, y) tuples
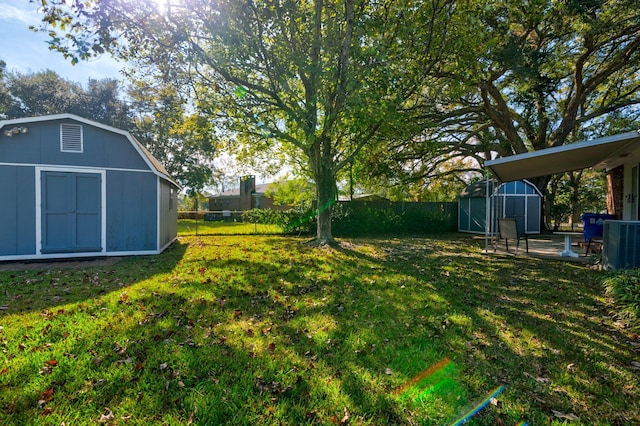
(495, 218), (529, 255)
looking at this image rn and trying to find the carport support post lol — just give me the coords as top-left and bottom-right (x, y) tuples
(485, 168), (490, 253)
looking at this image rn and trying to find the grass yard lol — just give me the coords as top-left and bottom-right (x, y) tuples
(178, 219), (284, 236)
(1, 234), (638, 425)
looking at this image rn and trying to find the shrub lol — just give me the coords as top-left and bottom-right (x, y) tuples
(241, 208), (315, 235)
(241, 208), (285, 225)
(603, 270), (640, 330)
(331, 202), (457, 236)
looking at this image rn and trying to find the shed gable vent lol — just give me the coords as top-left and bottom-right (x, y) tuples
(60, 124), (83, 153)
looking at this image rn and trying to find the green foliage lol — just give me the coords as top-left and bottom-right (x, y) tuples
(265, 177), (315, 210)
(332, 202), (457, 236)
(369, 0), (640, 215)
(603, 270), (640, 330)
(128, 81), (216, 194)
(241, 209), (287, 225)
(241, 208), (316, 235)
(1, 70), (130, 128)
(547, 169), (607, 229)
(33, 0), (456, 242)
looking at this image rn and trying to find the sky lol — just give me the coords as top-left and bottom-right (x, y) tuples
(0, 0), (280, 187)
(0, 0), (124, 84)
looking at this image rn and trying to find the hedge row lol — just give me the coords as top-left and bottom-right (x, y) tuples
(240, 201), (457, 236)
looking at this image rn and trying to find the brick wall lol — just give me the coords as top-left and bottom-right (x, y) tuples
(607, 165), (623, 219)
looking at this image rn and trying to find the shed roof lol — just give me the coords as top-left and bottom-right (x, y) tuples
(459, 180), (496, 198)
(0, 114), (181, 189)
(485, 131), (640, 182)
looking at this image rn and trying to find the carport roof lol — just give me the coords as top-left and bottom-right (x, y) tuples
(485, 131), (640, 182)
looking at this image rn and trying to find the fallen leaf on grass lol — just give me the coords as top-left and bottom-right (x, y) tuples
(44, 359), (58, 367)
(41, 407), (53, 415)
(38, 388), (54, 406)
(0, 305), (9, 310)
(552, 410), (579, 420)
(630, 361), (640, 370)
(39, 366), (53, 375)
(98, 408), (114, 423)
(384, 368), (392, 375)
(340, 407), (350, 424)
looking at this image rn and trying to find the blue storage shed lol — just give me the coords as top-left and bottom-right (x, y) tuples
(0, 114), (180, 261)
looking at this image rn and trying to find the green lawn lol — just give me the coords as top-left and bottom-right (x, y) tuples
(178, 219), (284, 236)
(1, 234), (638, 425)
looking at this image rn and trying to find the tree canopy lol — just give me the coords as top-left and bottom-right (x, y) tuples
(375, 0), (640, 193)
(36, 0), (456, 244)
(33, 0), (640, 233)
(0, 68), (215, 194)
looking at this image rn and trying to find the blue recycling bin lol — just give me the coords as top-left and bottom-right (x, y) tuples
(581, 213), (616, 242)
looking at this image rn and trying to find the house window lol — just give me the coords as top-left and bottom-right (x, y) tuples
(169, 187), (175, 211)
(60, 124), (83, 153)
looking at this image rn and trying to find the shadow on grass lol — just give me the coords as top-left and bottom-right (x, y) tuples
(322, 235), (638, 424)
(0, 241), (188, 315)
(2, 234), (638, 425)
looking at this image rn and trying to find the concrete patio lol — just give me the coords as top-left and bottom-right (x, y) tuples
(478, 232), (597, 263)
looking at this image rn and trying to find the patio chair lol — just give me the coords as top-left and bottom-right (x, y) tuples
(495, 218), (529, 255)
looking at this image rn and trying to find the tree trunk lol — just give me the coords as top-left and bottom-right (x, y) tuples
(529, 175), (552, 231)
(314, 153), (335, 245)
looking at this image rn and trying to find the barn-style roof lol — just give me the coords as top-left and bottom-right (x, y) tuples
(0, 114), (180, 189)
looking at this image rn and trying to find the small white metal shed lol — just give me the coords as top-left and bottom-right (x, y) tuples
(459, 180), (542, 235)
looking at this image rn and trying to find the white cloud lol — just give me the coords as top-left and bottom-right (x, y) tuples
(0, 0), (124, 84)
(0, 1), (40, 26)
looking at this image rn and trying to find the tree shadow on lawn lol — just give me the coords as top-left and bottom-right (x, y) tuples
(165, 236), (488, 423)
(338, 236), (640, 424)
(3, 234), (638, 424)
(187, 234), (639, 424)
(0, 241), (188, 315)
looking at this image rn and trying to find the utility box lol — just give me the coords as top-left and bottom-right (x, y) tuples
(603, 220), (640, 270)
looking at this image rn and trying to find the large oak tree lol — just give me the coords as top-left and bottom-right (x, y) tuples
(36, 0), (454, 244)
(374, 0), (640, 197)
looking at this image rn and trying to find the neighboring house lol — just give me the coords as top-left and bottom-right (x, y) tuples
(0, 114), (180, 261)
(338, 194), (390, 202)
(209, 176), (288, 212)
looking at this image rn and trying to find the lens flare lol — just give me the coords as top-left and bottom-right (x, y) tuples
(393, 357), (452, 396)
(450, 385), (505, 426)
